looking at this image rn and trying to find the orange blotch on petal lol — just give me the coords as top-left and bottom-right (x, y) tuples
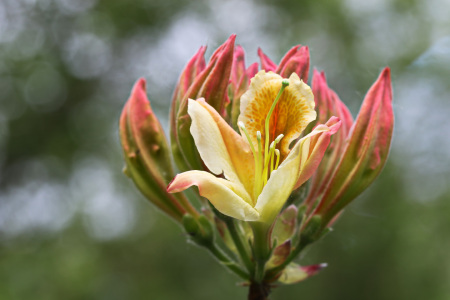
(238, 71), (316, 159)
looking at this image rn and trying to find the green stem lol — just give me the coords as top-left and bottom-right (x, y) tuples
(206, 243), (250, 280)
(225, 218), (254, 274)
(251, 222), (271, 283)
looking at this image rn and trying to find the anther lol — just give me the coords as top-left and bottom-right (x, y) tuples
(274, 134), (284, 144)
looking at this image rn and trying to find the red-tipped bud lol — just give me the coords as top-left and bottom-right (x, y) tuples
(278, 262), (327, 284)
(170, 46), (206, 121)
(171, 35), (236, 172)
(230, 45), (246, 90)
(229, 46), (259, 129)
(277, 46), (310, 82)
(304, 71), (354, 211)
(258, 46), (310, 82)
(313, 68), (394, 226)
(258, 47), (277, 72)
(120, 79), (198, 222)
(194, 34), (236, 115)
(267, 240), (292, 268)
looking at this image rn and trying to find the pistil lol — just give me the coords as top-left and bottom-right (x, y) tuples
(264, 79), (289, 166)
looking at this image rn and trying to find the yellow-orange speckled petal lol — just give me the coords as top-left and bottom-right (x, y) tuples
(238, 71), (316, 160)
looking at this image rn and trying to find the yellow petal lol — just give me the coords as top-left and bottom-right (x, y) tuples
(238, 71), (316, 159)
(167, 171), (259, 221)
(194, 99), (255, 197)
(254, 125), (332, 223)
(254, 143), (303, 224)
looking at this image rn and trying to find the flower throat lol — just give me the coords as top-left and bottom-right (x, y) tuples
(239, 79), (289, 202)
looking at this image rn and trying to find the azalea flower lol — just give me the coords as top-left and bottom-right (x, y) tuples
(120, 35), (394, 297)
(167, 71), (341, 224)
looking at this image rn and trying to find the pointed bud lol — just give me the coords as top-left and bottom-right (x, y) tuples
(304, 71), (355, 211)
(120, 79), (198, 222)
(314, 68), (394, 226)
(276, 46), (310, 82)
(195, 34), (235, 115)
(172, 35), (236, 171)
(230, 45), (246, 90)
(171, 46), (207, 120)
(258, 47), (277, 72)
(231, 61), (259, 129)
(258, 46), (310, 82)
(170, 47), (207, 172)
(272, 205), (298, 244)
(267, 240), (291, 268)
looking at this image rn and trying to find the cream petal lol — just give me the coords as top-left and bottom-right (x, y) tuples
(167, 171), (259, 221)
(254, 145), (303, 224)
(254, 124), (335, 223)
(195, 99), (255, 199)
(188, 99), (252, 200)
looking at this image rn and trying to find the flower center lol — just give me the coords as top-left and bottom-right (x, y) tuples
(238, 80), (289, 202)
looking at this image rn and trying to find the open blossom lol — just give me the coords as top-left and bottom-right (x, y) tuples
(167, 71), (340, 224)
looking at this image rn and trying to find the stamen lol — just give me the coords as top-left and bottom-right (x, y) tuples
(263, 141), (276, 185)
(255, 131), (263, 195)
(257, 131), (262, 151)
(270, 146), (276, 174)
(274, 134), (284, 144)
(274, 149), (281, 170)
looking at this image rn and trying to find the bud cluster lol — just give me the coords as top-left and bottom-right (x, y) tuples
(119, 35), (394, 296)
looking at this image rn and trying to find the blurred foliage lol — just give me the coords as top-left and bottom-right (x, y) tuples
(1, 0), (450, 299)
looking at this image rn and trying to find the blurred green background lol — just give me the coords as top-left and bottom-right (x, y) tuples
(1, 0), (450, 299)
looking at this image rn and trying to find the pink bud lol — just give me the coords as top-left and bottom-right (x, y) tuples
(230, 45), (246, 90)
(258, 46), (310, 82)
(171, 35), (236, 171)
(120, 79), (198, 222)
(304, 71), (354, 211)
(229, 47), (259, 129)
(276, 46), (310, 82)
(258, 47), (277, 72)
(313, 68), (394, 226)
(267, 240), (292, 267)
(197, 34), (236, 115)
